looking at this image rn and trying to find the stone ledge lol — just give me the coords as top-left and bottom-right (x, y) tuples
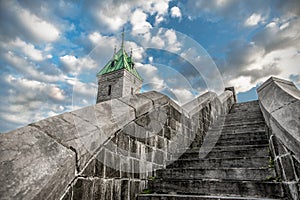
(0, 126), (76, 200)
(257, 76), (300, 162)
(257, 76), (296, 93)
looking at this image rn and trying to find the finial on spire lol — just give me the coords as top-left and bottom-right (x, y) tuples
(121, 27), (125, 50)
(130, 48), (133, 58)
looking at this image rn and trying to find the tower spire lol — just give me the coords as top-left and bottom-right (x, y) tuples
(121, 27), (125, 50)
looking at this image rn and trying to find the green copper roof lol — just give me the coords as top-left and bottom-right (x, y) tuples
(96, 48), (143, 81)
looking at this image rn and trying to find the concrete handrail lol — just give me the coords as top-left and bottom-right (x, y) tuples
(257, 77), (300, 161)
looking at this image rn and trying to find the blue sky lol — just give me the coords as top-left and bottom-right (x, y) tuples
(0, 0), (300, 133)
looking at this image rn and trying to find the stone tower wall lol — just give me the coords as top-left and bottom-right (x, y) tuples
(97, 69), (142, 103)
(96, 70), (124, 103)
(122, 70), (142, 97)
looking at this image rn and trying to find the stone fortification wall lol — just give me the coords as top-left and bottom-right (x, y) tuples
(0, 89), (235, 200)
(257, 77), (300, 200)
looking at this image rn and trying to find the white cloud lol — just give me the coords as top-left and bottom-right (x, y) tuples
(151, 0), (169, 15)
(17, 5), (60, 42)
(0, 75), (71, 132)
(222, 17), (300, 93)
(135, 63), (165, 91)
(5, 75), (66, 102)
(142, 28), (181, 52)
(253, 18), (300, 54)
(245, 13), (265, 26)
(170, 88), (194, 105)
(150, 36), (165, 48)
(164, 29), (181, 52)
(60, 55), (98, 75)
(4, 51), (62, 82)
(124, 41), (145, 61)
(228, 76), (252, 93)
(88, 0), (170, 32)
(96, 8), (129, 31)
(148, 56), (153, 63)
(130, 9), (152, 35)
(155, 15), (164, 26)
(170, 6), (182, 18)
(87, 31), (144, 63)
(136, 63), (158, 74)
(10, 38), (44, 61)
(72, 80), (98, 107)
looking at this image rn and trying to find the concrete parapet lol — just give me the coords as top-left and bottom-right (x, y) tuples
(257, 77), (300, 161)
(257, 76), (300, 200)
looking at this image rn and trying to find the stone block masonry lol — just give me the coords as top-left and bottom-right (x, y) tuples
(0, 89), (235, 200)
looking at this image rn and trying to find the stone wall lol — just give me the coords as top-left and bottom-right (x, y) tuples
(257, 77), (300, 200)
(97, 69), (142, 103)
(0, 89), (235, 200)
(122, 70), (142, 97)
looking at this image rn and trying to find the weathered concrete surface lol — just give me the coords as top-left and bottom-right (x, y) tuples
(32, 99), (135, 170)
(257, 77), (300, 161)
(0, 126), (75, 200)
(119, 93), (154, 117)
(257, 77), (300, 200)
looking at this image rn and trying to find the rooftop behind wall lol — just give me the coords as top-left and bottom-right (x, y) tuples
(0, 89), (235, 200)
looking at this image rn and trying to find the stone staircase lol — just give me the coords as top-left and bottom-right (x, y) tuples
(138, 101), (287, 200)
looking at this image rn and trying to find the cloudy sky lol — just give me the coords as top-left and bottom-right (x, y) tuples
(0, 0), (300, 133)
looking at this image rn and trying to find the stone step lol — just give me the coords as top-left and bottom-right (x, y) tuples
(230, 107), (261, 112)
(183, 144), (269, 153)
(212, 127), (266, 134)
(213, 135), (269, 146)
(211, 121), (266, 131)
(215, 119), (265, 127)
(148, 179), (285, 199)
(138, 194), (281, 200)
(166, 156), (270, 169)
(210, 126), (266, 134)
(215, 137), (268, 146)
(156, 168), (275, 181)
(226, 109), (262, 114)
(216, 139), (268, 146)
(230, 103), (261, 112)
(214, 117), (265, 126)
(220, 111), (263, 118)
(224, 111), (262, 118)
(177, 145), (269, 159)
(226, 110), (262, 116)
(228, 106), (261, 112)
(207, 131), (268, 141)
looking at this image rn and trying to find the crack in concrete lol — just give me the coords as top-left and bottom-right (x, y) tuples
(270, 99), (298, 114)
(28, 123), (80, 174)
(117, 98), (138, 118)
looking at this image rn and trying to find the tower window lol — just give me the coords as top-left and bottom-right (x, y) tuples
(131, 87), (134, 95)
(108, 85), (112, 96)
(111, 60), (115, 68)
